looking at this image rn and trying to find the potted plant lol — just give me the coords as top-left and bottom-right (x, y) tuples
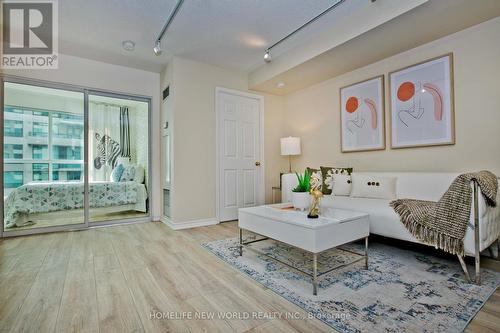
(292, 169), (311, 211)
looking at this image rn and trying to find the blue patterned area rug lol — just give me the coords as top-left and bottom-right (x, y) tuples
(202, 238), (500, 333)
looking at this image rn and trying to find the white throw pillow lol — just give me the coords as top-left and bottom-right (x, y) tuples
(350, 174), (397, 200)
(134, 165), (145, 184)
(327, 173), (352, 196)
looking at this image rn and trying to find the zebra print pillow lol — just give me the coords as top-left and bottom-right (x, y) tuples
(120, 166), (136, 182)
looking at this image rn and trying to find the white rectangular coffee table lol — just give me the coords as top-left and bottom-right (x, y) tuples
(238, 204), (370, 295)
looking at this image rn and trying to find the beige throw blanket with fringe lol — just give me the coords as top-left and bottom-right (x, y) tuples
(390, 171), (498, 256)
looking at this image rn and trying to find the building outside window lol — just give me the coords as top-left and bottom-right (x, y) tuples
(5, 107), (23, 114)
(4, 171), (23, 188)
(31, 122), (48, 137)
(3, 106), (84, 188)
(53, 113), (84, 139)
(32, 145), (49, 160)
(4, 120), (23, 137)
(52, 164), (82, 181)
(52, 146), (82, 160)
(33, 163), (49, 181)
(3, 144), (23, 159)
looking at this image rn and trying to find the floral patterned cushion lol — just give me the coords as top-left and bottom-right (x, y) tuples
(120, 165), (136, 182)
(320, 166), (353, 195)
(307, 167), (322, 191)
(326, 173), (352, 196)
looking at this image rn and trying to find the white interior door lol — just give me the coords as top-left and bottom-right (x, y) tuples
(217, 88), (263, 222)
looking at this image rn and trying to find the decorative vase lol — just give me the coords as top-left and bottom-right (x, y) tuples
(292, 191), (310, 211)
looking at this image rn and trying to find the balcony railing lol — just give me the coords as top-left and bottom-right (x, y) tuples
(28, 132), (83, 139)
(28, 131), (48, 137)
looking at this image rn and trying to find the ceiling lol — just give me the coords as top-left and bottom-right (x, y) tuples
(58, 0), (500, 91)
(59, 0), (364, 73)
(250, 0), (500, 94)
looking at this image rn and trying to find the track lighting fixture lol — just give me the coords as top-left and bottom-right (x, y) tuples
(153, 0), (185, 56)
(264, 50), (272, 63)
(263, 0), (345, 64)
(153, 40), (162, 56)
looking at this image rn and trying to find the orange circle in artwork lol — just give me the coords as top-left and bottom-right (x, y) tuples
(397, 81), (415, 102)
(345, 97), (358, 113)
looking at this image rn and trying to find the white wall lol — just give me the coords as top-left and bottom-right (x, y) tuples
(1, 54), (162, 219)
(280, 17), (500, 176)
(261, 92), (287, 203)
(170, 57), (248, 223)
(160, 57), (286, 225)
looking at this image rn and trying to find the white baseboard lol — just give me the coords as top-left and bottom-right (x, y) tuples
(160, 216), (219, 230)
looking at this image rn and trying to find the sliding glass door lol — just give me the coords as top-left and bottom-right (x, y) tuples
(1, 78), (151, 236)
(2, 82), (85, 231)
(88, 93), (149, 223)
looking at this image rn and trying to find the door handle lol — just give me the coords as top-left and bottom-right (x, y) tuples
(255, 161), (261, 166)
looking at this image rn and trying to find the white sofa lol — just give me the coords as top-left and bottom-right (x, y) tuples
(282, 172), (500, 281)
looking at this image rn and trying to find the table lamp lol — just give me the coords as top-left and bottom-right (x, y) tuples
(281, 136), (301, 173)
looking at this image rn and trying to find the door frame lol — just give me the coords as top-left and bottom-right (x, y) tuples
(215, 87), (265, 223)
(0, 74), (153, 238)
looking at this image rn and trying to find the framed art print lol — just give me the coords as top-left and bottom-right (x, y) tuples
(389, 53), (455, 148)
(340, 75), (385, 152)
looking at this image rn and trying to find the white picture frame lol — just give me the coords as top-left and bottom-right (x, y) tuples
(340, 75), (385, 152)
(389, 53), (455, 149)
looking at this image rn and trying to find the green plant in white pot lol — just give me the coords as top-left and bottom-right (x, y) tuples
(292, 169), (311, 211)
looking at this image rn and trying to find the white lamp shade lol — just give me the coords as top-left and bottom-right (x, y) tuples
(280, 137), (301, 156)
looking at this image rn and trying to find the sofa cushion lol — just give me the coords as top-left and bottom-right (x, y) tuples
(320, 166), (353, 195)
(321, 195), (417, 242)
(307, 167), (322, 191)
(350, 174), (397, 200)
(326, 173), (352, 196)
(353, 172), (459, 201)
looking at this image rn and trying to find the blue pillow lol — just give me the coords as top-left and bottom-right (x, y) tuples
(111, 164), (125, 182)
(120, 165), (136, 182)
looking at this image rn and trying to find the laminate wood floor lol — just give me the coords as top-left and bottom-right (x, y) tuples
(5, 210), (148, 231)
(0, 221), (498, 333)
